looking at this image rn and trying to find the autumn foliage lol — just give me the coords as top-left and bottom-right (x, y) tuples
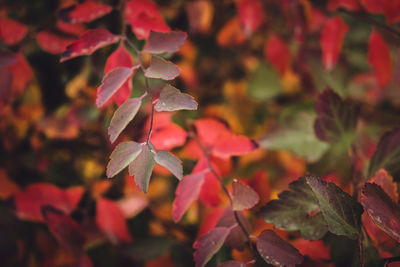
(1, 0), (400, 266)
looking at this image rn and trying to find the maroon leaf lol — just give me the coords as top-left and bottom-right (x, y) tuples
(155, 84), (198, 112)
(361, 183), (400, 243)
(96, 197), (132, 244)
(231, 180), (259, 210)
(327, 0), (361, 11)
(129, 143), (156, 193)
(256, 230), (303, 267)
(314, 89), (359, 144)
(42, 206), (86, 256)
(321, 16), (348, 71)
(193, 226), (234, 267)
(0, 50), (18, 67)
(172, 171), (206, 222)
(106, 141), (142, 178)
(0, 18), (28, 45)
(144, 56), (180, 80)
(58, 2), (113, 24)
(154, 150), (183, 180)
(144, 30), (187, 54)
(60, 29), (120, 62)
(219, 261), (246, 267)
(367, 29), (393, 87)
(96, 67), (135, 108)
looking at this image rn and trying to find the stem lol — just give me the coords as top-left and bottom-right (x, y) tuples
(189, 131), (255, 254)
(358, 233), (365, 267)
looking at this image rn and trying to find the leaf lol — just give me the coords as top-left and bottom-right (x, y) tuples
(212, 134), (259, 159)
(260, 177), (328, 240)
(108, 97), (142, 143)
(360, 183), (400, 243)
(305, 176), (363, 239)
(368, 169), (398, 201)
(60, 29), (120, 62)
(248, 63), (282, 101)
(0, 50), (18, 67)
(58, 2), (112, 24)
(36, 31), (75, 54)
(96, 197), (132, 244)
(260, 111), (329, 163)
(382, 0), (400, 23)
(367, 29), (393, 87)
(106, 141), (142, 178)
(368, 127), (400, 179)
(117, 195), (148, 218)
(314, 89), (359, 144)
(264, 34), (291, 75)
(154, 151), (183, 180)
(327, 0), (361, 11)
(216, 208), (251, 250)
(129, 143), (156, 193)
(256, 230), (303, 267)
(155, 84), (197, 112)
(172, 171), (205, 222)
(57, 19), (85, 36)
(42, 206), (86, 256)
(321, 16), (348, 71)
(0, 18), (28, 45)
(144, 30), (187, 54)
(96, 67), (135, 108)
(231, 180), (259, 210)
(193, 226), (233, 267)
(219, 261), (246, 267)
(236, 0), (263, 35)
(144, 56), (180, 80)
(292, 239), (330, 261)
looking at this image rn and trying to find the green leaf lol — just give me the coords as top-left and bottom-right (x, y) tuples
(155, 84), (197, 112)
(106, 141), (142, 178)
(248, 63), (282, 101)
(154, 150), (183, 180)
(129, 143), (156, 193)
(314, 89), (359, 145)
(260, 177), (328, 240)
(260, 111), (329, 163)
(306, 176), (363, 240)
(108, 97), (142, 143)
(367, 126), (400, 178)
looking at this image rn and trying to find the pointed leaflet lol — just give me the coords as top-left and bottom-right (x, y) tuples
(172, 171), (205, 222)
(193, 226), (234, 267)
(106, 141), (142, 178)
(367, 30), (393, 87)
(154, 151), (183, 180)
(96, 67), (135, 108)
(129, 143), (156, 193)
(0, 18), (28, 45)
(314, 89), (359, 144)
(144, 30), (187, 54)
(231, 180), (259, 210)
(321, 17), (348, 71)
(144, 56), (180, 80)
(60, 29), (120, 62)
(306, 176), (363, 239)
(260, 177), (328, 240)
(236, 0), (263, 35)
(212, 134), (258, 159)
(368, 127), (400, 178)
(58, 2), (112, 24)
(36, 31), (75, 54)
(256, 230), (303, 267)
(42, 206), (86, 256)
(155, 84), (197, 112)
(360, 183), (400, 243)
(96, 197), (132, 244)
(108, 97), (142, 143)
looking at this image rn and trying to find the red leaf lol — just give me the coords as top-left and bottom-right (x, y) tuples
(0, 18), (28, 45)
(42, 206), (86, 256)
(292, 239), (330, 261)
(216, 17), (246, 47)
(60, 29), (120, 62)
(104, 45), (134, 106)
(231, 180), (259, 210)
(321, 16), (348, 71)
(264, 35), (291, 75)
(198, 208), (225, 237)
(65, 186), (84, 209)
(194, 156), (222, 206)
(382, 0), (400, 23)
(96, 67), (135, 108)
(236, 0), (263, 36)
(368, 169), (398, 201)
(59, 2), (113, 24)
(14, 183), (72, 222)
(360, 0), (382, 13)
(7, 53), (33, 94)
(149, 113), (187, 151)
(36, 31), (75, 54)
(144, 30), (187, 54)
(194, 118), (231, 148)
(193, 226), (234, 267)
(327, 0), (361, 11)
(172, 171), (205, 222)
(213, 133), (258, 159)
(367, 30), (393, 87)
(57, 20), (86, 36)
(124, 0), (170, 39)
(96, 197), (132, 244)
